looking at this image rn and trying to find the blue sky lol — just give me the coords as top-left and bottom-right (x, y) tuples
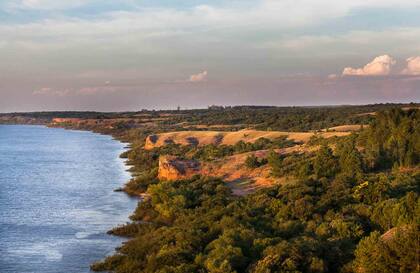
(1, 0), (420, 111)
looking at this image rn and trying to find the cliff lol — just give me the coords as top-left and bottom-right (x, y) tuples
(158, 156), (201, 181)
(52, 118), (82, 123)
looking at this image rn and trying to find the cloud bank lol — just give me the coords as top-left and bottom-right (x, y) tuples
(1, 1), (420, 111)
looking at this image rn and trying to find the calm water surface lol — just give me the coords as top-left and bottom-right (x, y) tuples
(0, 125), (137, 273)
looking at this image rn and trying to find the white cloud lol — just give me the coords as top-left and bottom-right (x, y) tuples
(12, 0), (89, 10)
(401, 56), (420, 75)
(33, 87), (70, 96)
(342, 55), (396, 76)
(9, 0), (418, 19)
(32, 86), (117, 96)
(76, 86), (116, 95)
(189, 71), (208, 82)
(266, 28), (420, 56)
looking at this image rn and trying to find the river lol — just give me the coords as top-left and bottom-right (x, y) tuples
(0, 125), (137, 273)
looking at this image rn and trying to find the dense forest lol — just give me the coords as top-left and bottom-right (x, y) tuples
(88, 108), (419, 273)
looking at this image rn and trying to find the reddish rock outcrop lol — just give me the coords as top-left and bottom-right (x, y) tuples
(158, 156), (201, 181)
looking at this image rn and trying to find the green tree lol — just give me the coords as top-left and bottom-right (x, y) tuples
(336, 136), (363, 180)
(296, 161), (313, 179)
(362, 109), (419, 169)
(353, 224), (420, 273)
(313, 144), (338, 179)
(246, 154), (261, 169)
(267, 150), (283, 177)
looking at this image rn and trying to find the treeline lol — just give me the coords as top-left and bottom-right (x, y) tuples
(2, 104), (418, 134)
(166, 104), (417, 131)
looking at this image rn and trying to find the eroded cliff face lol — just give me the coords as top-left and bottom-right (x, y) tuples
(52, 118), (82, 123)
(145, 135), (159, 150)
(158, 156), (201, 181)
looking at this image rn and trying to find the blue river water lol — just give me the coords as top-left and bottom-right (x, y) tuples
(0, 125), (138, 273)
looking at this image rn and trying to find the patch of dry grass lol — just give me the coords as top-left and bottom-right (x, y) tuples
(322, 124), (368, 132)
(145, 130), (351, 149)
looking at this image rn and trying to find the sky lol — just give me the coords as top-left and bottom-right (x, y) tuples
(1, 0), (420, 112)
